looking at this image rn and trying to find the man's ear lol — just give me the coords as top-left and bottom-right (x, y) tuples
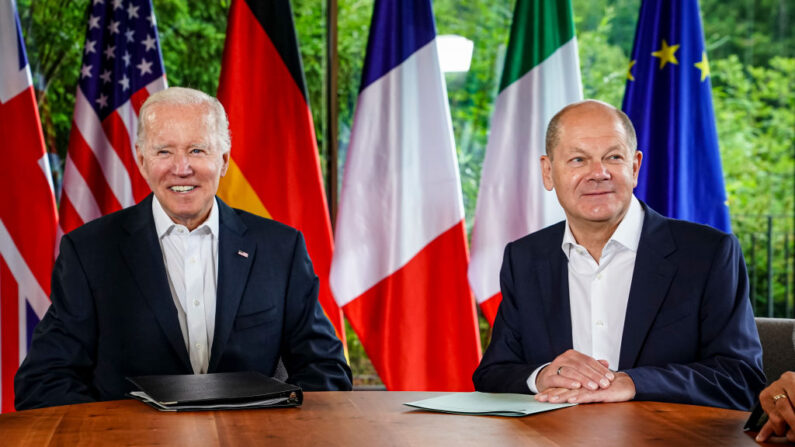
(541, 155), (554, 191)
(135, 144), (144, 170)
(632, 150), (643, 187)
(220, 151), (230, 177)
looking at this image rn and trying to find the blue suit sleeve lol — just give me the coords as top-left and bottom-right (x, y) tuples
(625, 234), (765, 410)
(14, 235), (98, 409)
(280, 232), (352, 391)
(473, 243), (543, 393)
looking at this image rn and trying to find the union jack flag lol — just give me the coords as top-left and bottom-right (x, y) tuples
(0, 0), (58, 412)
(59, 0), (166, 238)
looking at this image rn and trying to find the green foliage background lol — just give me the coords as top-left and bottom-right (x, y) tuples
(16, 0), (794, 384)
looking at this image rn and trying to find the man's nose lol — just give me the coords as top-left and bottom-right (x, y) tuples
(172, 153), (193, 176)
(588, 161), (610, 181)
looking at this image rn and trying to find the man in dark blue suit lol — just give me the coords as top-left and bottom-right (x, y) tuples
(473, 100), (764, 410)
(15, 87), (351, 410)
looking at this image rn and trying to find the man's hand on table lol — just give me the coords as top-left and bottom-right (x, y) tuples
(536, 371), (636, 404)
(534, 349), (616, 394)
(757, 371), (795, 443)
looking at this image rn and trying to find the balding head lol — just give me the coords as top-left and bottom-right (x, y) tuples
(539, 99), (643, 237)
(545, 100), (637, 159)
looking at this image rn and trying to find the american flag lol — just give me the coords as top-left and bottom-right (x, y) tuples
(59, 0), (166, 238)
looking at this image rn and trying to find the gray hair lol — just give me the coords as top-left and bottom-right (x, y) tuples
(136, 87), (231, 154)
(545, 99), (637, 158)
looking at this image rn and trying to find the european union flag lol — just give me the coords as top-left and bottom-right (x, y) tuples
(622, 0), (731, 232)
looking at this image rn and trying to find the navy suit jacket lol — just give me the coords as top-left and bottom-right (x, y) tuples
(15, 195), (351, 409)
(473, 204), (765, 410)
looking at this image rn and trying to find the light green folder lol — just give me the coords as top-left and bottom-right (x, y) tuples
(404, 392), (575, 417)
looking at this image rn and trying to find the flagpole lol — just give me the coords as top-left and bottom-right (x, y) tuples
(326, 0), (339, 231)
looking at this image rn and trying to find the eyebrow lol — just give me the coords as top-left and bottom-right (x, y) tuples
(151, 142), (210, 150)
(564, 147), (588, 157)
(565, 145), (625, 155)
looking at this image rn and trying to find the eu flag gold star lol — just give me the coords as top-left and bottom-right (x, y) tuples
(627, 60), (636, 81)
(651, 39), (680, 69)
(694, 51), (710, 81)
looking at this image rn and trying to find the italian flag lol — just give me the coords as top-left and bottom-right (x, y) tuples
(468, 0), (582, 325)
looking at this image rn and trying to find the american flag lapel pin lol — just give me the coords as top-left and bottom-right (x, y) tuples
(237, 250), (249, 258)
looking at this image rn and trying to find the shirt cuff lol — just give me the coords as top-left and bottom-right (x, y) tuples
(526, 362), (551, 394)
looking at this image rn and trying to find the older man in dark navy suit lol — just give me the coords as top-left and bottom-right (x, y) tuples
(473, 100), (764, 410)
(15, 87), (351, 410)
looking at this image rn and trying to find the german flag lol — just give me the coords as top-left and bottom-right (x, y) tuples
(216, 0), (346, 350)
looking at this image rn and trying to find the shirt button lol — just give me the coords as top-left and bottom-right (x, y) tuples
(596, 320), (605, 327)
(189, 257), (197, 264)
(195, 343), (202, 350)
(596, 273), (603, 280)
(193, 299), (200, 307)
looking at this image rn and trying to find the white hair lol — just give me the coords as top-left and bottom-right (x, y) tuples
(136, 86), (231, 154)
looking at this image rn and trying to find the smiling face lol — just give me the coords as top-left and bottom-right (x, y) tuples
(540, 102), (642, 231)
(136, 103), (229, 230)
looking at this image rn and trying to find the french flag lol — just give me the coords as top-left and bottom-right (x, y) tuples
(331, 0), (481, 390)
(0, 0), (58, 412)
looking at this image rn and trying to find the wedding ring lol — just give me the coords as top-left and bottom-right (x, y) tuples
(557, 366), (563, 375)
(773, 393), (788, 402)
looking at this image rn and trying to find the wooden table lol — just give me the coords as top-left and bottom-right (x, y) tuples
(0, 392), (771, 446)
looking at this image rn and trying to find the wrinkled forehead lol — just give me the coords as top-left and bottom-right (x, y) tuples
(142, 103), (214, 144)
(558, 108), (629, 149)
(144, 102), (213, 126)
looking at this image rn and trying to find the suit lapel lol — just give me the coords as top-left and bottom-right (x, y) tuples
(618, 206), (677, 370)
(120, 195), (191, 371)
(538, 223), (573, 354)
(209, 199), (256, 372)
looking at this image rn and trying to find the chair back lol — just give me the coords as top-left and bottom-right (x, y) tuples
(755, 317), (795, 385)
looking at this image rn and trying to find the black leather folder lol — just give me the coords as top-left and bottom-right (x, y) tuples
(744, 400), (768, 432)
(126, 371), (302, 411)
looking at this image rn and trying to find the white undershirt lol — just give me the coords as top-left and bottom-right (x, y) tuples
(152, 196), (219, 374)
(526, 196), (644, 392)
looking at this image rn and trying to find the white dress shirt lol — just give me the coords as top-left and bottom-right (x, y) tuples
(152, 197), (219, 374)
(527, 196), (645, 392)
